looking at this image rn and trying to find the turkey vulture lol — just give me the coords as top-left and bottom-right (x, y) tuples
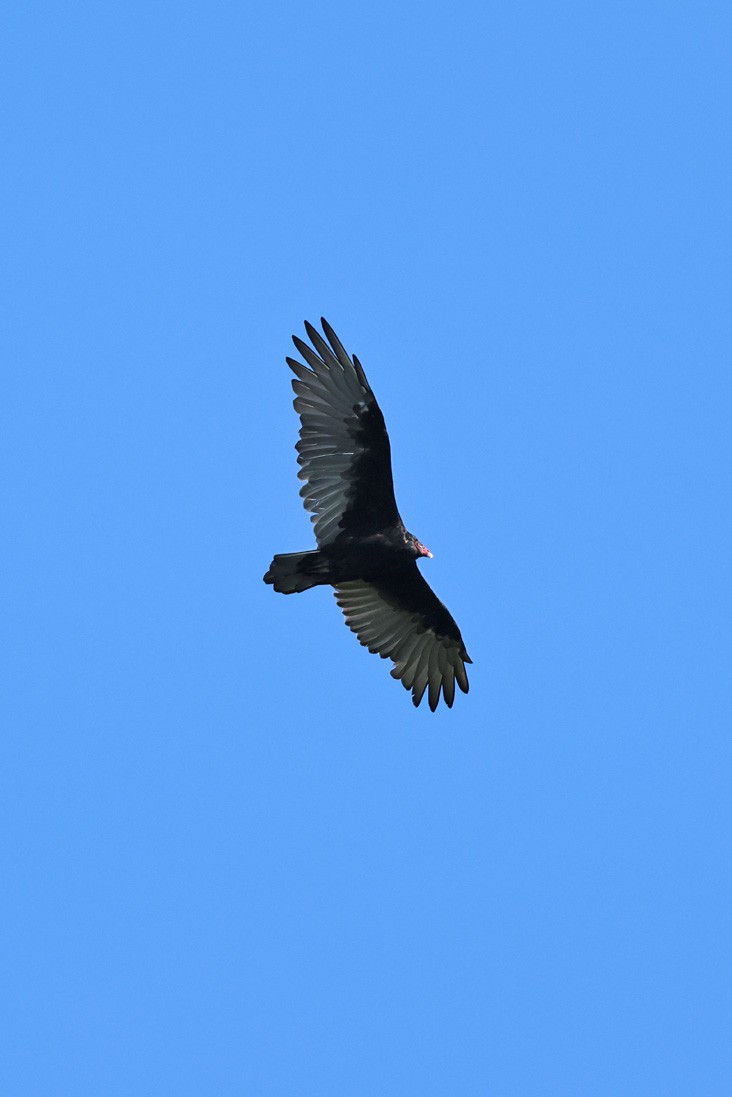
(263, 319), (471, 711)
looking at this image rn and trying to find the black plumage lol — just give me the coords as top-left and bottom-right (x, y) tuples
(264, 319), (471, 711)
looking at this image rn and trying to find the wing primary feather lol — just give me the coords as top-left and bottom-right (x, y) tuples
(427, 645), (443, 711)
(304, 321), (344, 373)
(455, 656), (470, 694)
(320, 318), (354, 371)
(352, 354), (370, 390)
(403, 636), (432, 703)
(442, 660), (456, 708)
(292, 336), (328, 374)
(286, 357), (314, 381)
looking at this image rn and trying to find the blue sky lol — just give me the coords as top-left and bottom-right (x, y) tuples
(3, 2), (731, 1094)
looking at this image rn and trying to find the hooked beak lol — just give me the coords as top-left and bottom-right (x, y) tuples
(416, 540), (433, 559)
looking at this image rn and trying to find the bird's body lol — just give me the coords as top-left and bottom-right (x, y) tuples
(266, 530), (427, 592)
(264, 319), (471, 711)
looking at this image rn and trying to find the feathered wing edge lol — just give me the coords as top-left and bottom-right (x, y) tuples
(334, 576), (471, 711)
(285, 319), (399, 545)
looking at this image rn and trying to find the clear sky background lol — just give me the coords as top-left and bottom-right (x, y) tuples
(3, 3), (731, 1094)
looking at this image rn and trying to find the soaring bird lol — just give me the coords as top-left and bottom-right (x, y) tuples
(264, 319), (471, 711)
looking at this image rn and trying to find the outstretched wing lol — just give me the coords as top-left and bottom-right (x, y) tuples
(334, 567), (472, 711)
(287, 319), (402, 546)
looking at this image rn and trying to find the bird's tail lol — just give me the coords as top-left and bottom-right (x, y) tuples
(263, 550), (330, 594)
